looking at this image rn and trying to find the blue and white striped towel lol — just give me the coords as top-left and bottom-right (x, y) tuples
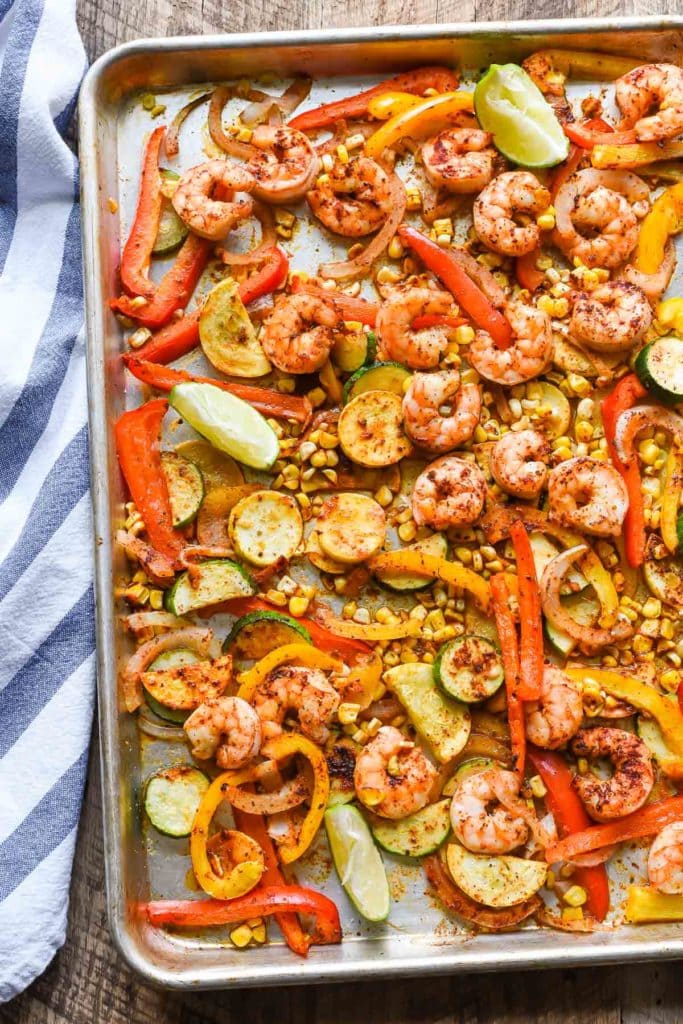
(0, 0), (93, 1003)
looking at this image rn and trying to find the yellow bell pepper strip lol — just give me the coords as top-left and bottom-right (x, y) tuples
(313, 602), (421, 641)
(634, 181), (683, 275)
(369, 549), (491, 611)
(190, 770), (265, 900)
(365, 91), (474, 160)
(237, 644), (342, 702)
(592, 140), (683, 170)
(626, 887), (683, 923)
(367, 91), (424, 120)
(318, 359), (343, 404)
(262, 733), (329, 864)
(339, 650), (383, 709)
(661, 444), (683, 554)
(565, 667), (683, 759)
(658, 297), (683, 336)
(527, 49), (640, 82)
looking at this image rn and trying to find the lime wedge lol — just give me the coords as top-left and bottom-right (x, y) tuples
(325, 804), (390, 922)
(474, 63), (569, 168)
(169, 382), (279, 471)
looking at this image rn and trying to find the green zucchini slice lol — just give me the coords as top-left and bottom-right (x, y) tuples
(144, 648), (202, 722)
(224, 610), (312, 660)
(161, 451), (204, 528)
(165, 559), (255, 616)
(635, 336), (683, 405)
(144, 764), (209, 837)
(343, 361), (411, 403)
(152, 169), (188, 254)
(371, 799), (451, 858)
(434, 635), (504, 704)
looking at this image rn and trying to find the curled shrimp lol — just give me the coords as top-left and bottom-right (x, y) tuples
(422, 128), (496, 194)
(449, 768), (532, 855)
(307, 156), (394, 237)
(468, 299), (553, 386)
(648, 822), (683, 895)
(376, 287), (455, 370)
(616, 63), (683, 142)
(524, 664), (584, 750)
(261, 292), (340, 374)
(554, 168), (650, 268)
(473, 171), (551, 257)
(570, 280), (652, 353)
(402, 370), (481, 453)
(547, 455), (629, 538)
(411, 455), (487, 530)
(572, 727), (654, 823)
(354, 726), (437, 820)
(172, 158), (256, 240)
(183, 696), (261, 769)
(489, 428), (551, 500)
(246, 125), (320, 204)
(252, 664), (340, 744)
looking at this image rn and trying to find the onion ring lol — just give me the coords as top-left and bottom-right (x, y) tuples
(137, 705), (187, 742)
(165, 92), (212, 159)
(621, 239), (676, 300)
(614, 404), (683, 467)
(209, 87), (259, 158)
(535, 905), (607, 932)
(124, 610), (190, 635)
(222, 771), (312, 815)
(242, 77), (312, 126)
(122, 627), (221, 713)
(217, 201), (277, 266)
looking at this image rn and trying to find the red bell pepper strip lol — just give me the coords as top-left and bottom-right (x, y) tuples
(601, 372), (648, 568)
(120, 126), (165, 298)
(288, 66), (460, 132)
(224, 596), (372, 661)
(398, 225), (512, 349)
(411, 314), (467, 330)
(114, 398), (184, 562)
(509, 520), (543, 702)
(545, 795), (683, 864)
(124, 357), (312, 425)
(145, 885), (342, 947)
(515, 250), (545, 293)
(490, 573), (525, 779)
(112, 233), (212, 329)
(239, 245), (289, 306)
(527, 747), (610, 921)
(550, 119), (612, 198)
(291, 277), (379, 325)
(563, 121), (636, 149)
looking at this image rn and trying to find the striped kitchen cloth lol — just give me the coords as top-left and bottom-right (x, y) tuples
(0, 0), (93, 1003)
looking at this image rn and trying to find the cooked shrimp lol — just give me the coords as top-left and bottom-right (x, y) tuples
(572, 727), (654, 823)
(554, 168), (650, 268)
(261, 292), (340, 374)
(616, 63), (683, 142)
(570, 280), (652, 353)
(354, 725), (437, 820)
(489, 428), (551, 499)
(449, 768), (530, 854)
(411, 455), (487, 530)
(402, 370), (481, 453)
(172, 158), (256, 240)
(524, 664), (584, 750)
(468, 299), (553, 386)
(473, 171), (551, 256)
(252, 664), (340, 744)
(184, 696), (261, 769)
(648, 822), (683, 894)
(246, 125), (319, 204)
(547, 456), (629, 537)
(376, 287), (455, 370)
(307, 156), (394, 237)
(422, 128), (496, 194)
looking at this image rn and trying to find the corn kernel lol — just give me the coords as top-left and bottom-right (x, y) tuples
(230, 925), (253, 948)
(149, 589), (164, 610)
(433, 218), (453, 235)
(336, 143), (350, 164)
(319, 430), (338, 449)
(574, 419), (594, 443)
(388, 236), (404, 260)
(537, 210), (556, 231)
(353, 607), (371, 625)
(660, 668), (681, 693)
(642, 597), (662, 619)
(398, 520), (417, 543)
(251, 925), (267, 944)
(577, 757), (589, 774)
(562, 907), (584, 923)
(124, 584), (149, 605)
(633, 634), (653, 654)
(316, 173), (330, 187)
(376, 266), (402, 285)
(141, 92), (156, 110)
(265, 589), (288, 607)
(639, 438), (661, 465)
(405, 187), (422, 211)
(151, 104), (166, 118)
(374, 485), (393, 508)
(567, 372), (591, 397)
(537, 294), (555, 316)
(529, 775), (547, 799)
(307, 387), (327, 408)
(345, 133), (365, 150)
(321, 153), (334, 173)
(338, 702), (361, 725)
(358, 787), (385, 806)
(237, 126), (253, 143)
(107, 197), (119, 214)
(563, 885), (588, 908)
(128, 295), (149, 310)
(554, 445), (573, 462)
(661, 618), (675, 640)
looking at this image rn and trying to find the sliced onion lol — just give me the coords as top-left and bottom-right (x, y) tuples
(223, 771), (311, 814)
(137, 705), (187, 742)
(315, 120), (375, 156)
(621, 239), (676, 299)
(540, 546), (633, 654)
(124, 610), (190, 635)
(535, 905), (606, 932)
(569, 844), (619, 867)
(242, 77), (312, 126)
(447, 246), (507, 309)
(358, 696), (402, 723)
(180, 545), (236, 565)
(209, 87), (258, 158)
(319, 167), (406, 281)
(614, 405), (683, 467)
(122, 627), (221, 713)
(165, 92), (212, 159)
(116, 529), (177, 584)
(217, 201), (277, 266)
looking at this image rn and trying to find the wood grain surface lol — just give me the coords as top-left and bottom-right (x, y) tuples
(5, 0), (681, 1021)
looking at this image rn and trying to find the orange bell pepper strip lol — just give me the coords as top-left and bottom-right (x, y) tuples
(124, 356), (312, 425)
(633, 181), (683, 275)
(601, 373), (648, 568)
(114, 398), (185, 562)
(509, 520), (543, 702)
(398, 225), (512, 349)
(545, 795), (683, 864)
(119, 126), (165, 298)
(515, 250), (545, 293)
(527, 747), (610, 921)
(563, 121), (636, 149)
(261, 733), (330, 864)
(364, 90), (474, 160)
(288, 66), (460, 131)
(112, 233), (212, 329)
(490, 573), (525, 780)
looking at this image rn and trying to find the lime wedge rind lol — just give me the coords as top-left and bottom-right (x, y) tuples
(325, 804), (391, 922)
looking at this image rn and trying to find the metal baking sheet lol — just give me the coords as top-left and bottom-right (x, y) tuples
(79, 16), (683, 989)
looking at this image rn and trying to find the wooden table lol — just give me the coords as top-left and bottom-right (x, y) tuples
(4, 1), (680, 1020)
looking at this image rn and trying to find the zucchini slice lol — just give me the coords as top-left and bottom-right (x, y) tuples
(225, 610), (311, 660)
(643, 535), (683, 608)
(165, 559), (255, 616)
(371, 799), (451, 858)
(153, 170), (188, 254)
(552, 338), (599, 378)
(144, 764), (209, 838)
(442, 757), (498, 796)
(317, 493), (387, 565)
(343, 361), (411, 403)
(161, 451), (204, 528)
(544, 590), (600, 657)
(446, 842), (547, 908)
(385, 663), (471, 763)
(524, 381), (570, 440)
(636, 702), (683, 780)
(635, 336), (683, 405)
(229, 490), (303, 567)
(374, 533), (448, 592)
(199, 277), (271, 378)
(175, 440), (244, 489)
(434, 635), (504, 704)
(141, 653), (232, 710)
(144, 648), (203, 722)
(324, 803), (391, 922)
(332, 330), (369, 373)
(529, 532), (587, 594)
(305, 528), (347, 574)
(338, 390), (412, 467)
